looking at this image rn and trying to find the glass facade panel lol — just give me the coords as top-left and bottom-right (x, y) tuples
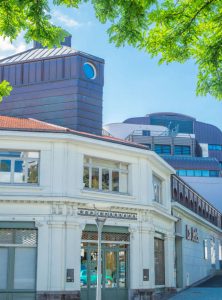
(0, 248), (8, 289)
(186, 170), (194, 176)
(154, 145), (171, 155)
(174, 145), (191, 155)
(14, 248), (36, 289)
(177, 169), (219, 177)
(208, 144), (222, 151)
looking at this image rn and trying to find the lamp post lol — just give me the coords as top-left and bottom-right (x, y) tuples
(95, 215), (106, 300)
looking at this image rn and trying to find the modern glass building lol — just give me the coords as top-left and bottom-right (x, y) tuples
(104, 113), (222, 209)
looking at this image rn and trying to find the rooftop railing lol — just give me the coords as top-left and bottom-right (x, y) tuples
(171, 174), (222, 229)
(126, 130), (195, 141)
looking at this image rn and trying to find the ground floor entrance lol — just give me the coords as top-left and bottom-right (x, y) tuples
(0, 223), (37, 300)
(80, 226), (129, 300)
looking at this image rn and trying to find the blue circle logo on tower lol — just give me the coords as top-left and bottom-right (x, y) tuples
(83, 62), (96, 79)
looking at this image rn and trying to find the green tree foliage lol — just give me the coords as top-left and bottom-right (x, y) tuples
(0, 0), (222, 100)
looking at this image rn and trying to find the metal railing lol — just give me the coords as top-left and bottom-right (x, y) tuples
(171, 174), (222, 229)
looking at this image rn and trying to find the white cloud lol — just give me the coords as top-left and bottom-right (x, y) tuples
(53, 11), (81, 28)
(0, 34), (29, 59)
(0, 37), (15, 52)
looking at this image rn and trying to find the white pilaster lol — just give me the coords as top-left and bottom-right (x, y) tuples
(164, 234), (176, 288)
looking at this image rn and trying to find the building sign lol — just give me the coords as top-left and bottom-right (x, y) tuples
(186, 225), (199, 243)
(78, 208), (137, 220)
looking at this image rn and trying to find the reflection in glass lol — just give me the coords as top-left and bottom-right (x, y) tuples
(90, 250), (98, 288)
(105, 251), (117, 288)
(92, 168), (99, 189)
(27, 161), (39, 183)
(0, 248), (8, 289)
(14, 160), (25, 183)
(112, 171), (119, 192)
(119, 251), (126, 288)
(14, 248), (36, 289)
(80, 247), (88, 288)
(0, 160), (11, 182)
(102, 169), (109, 190)
(83, 167), (89, 188)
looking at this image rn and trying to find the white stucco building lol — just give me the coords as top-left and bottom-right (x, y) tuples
(0, 116), (176, 300)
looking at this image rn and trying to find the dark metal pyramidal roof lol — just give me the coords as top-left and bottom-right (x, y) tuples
(0, 45), (77, 65)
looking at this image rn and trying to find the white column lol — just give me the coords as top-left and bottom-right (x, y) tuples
(141, 227), (155, 289)
(129, 225), (141, 289)
(36, 221), (50, 292)
(48, 221), (66, 291)
(65, 221), (83, 291)
(164, 234), (176, 288)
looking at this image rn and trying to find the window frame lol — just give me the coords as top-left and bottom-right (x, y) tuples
(83, 156), (129, 194)
(0, 150), (40, 185)
(203, 239), (208, 260)
(153, 174), (163, 204)
(154, 144), (171, 155)
(174, 145), (191, 156)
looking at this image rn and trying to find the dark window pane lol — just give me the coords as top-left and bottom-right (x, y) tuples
(174, 145), (191, 155)
(102, 169), (109, 190)
(83, 167), (89, 188)
(0, 160), (11, 172)
(154, 145), (171, 155)
(154, 238), (165, 285)
(92, 168), (99, 189)
(112, 171), (119, 192)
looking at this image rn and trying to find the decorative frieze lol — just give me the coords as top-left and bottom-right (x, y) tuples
(77, 208), (137, 220)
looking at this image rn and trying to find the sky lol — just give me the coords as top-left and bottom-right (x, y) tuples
(0, 2), (222, 130)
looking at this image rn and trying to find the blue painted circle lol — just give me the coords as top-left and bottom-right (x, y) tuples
(83, 63), (96, 79)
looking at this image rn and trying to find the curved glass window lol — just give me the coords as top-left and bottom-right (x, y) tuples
(83, 62), (96, 79)
(208, 144), (222, 151)
(177, 169), (219, 177)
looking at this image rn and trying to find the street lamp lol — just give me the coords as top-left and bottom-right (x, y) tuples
(95, 215), (106, 300)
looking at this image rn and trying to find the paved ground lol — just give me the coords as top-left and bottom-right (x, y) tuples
(169, 275), (222, 299)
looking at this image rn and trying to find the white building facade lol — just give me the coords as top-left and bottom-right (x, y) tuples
(0, 117), (176, 300)
(172, 175), (222, 289)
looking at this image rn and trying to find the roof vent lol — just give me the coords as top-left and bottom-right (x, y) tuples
(33, 35), (72, 49)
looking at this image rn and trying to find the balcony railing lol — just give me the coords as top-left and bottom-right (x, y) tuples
(171, 174), (222, 229)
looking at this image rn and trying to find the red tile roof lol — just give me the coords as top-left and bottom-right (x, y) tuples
(0, 116), (148, 150)
(0, 116), (67, 131)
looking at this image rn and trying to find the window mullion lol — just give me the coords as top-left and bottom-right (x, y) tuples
(109, 169), (112, 191)
(11, 159), (15, 184)
(89, 166), (92, 189)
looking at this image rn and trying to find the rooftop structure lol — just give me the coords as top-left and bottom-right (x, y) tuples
(104, 112), (222, 207)
(0, 37), (104, 135)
